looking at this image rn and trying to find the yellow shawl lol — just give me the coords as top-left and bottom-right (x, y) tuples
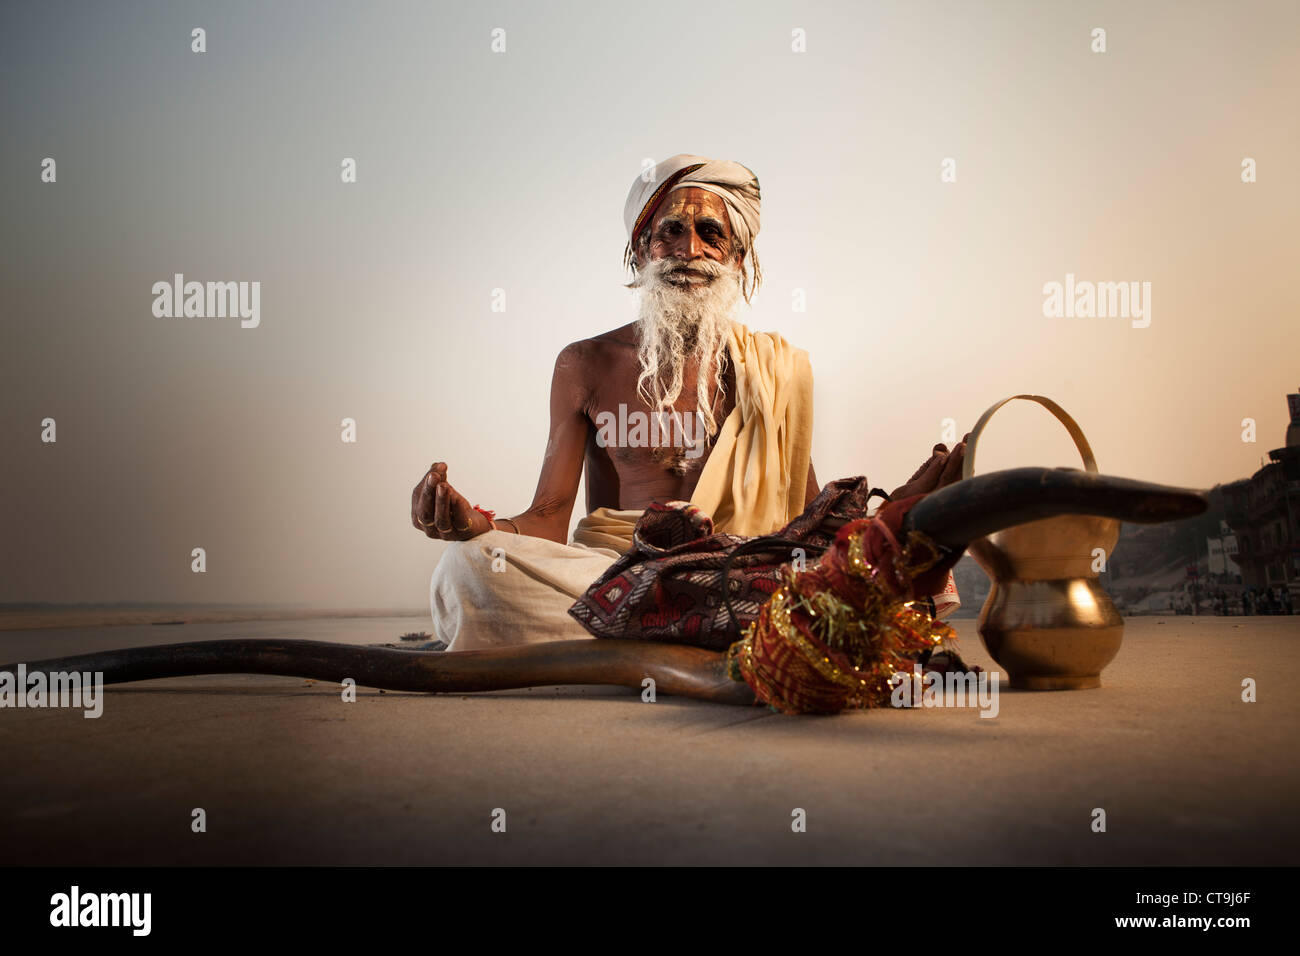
(573, 321), (814, 550)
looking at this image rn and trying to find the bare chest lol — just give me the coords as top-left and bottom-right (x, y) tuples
(584, 358), (736, 503)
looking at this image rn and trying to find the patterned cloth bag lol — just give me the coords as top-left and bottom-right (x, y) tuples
(568, 477), (892, 651)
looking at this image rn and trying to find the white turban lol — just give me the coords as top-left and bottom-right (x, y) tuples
(624, 154), (761, 256)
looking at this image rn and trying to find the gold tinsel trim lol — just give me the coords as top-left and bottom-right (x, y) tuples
(729, 523), (956, 713)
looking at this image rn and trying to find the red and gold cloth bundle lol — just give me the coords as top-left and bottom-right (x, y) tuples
(726, 495), (960, 715)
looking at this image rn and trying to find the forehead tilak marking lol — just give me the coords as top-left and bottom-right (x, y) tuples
(654, 191), (730, 232)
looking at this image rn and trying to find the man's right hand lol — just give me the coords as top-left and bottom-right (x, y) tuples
(889, 433), (970, 501)
(411, 462), (492, 540)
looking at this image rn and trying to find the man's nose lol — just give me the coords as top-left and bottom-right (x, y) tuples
(673, 227), (706, 259)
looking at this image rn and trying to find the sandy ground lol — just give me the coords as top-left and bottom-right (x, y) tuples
(0, 614), (1296, 866)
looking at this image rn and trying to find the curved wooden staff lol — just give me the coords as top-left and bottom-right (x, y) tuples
(5, 637), (754, 705)
(3, 467), (1207, 705)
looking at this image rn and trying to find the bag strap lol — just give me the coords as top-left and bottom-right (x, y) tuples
(720, 535), (819, 637)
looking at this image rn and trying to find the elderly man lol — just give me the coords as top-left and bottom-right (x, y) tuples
(413, 154), (965, 651)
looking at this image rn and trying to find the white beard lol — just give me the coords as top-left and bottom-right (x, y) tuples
(631, 256), (740, 468)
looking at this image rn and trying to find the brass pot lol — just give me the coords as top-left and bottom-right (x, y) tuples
(963, 396), (1122, 690)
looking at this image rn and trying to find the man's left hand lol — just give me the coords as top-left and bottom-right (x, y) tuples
(890, 433), (970, 500)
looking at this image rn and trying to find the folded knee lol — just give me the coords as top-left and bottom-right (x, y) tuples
(430, 537), (506, 592)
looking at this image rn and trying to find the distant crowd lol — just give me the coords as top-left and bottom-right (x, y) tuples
(1164, 586), (1295, 616)
(1216, 587), (1294, 616)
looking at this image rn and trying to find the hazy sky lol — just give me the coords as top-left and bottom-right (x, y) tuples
(2, 0), (1296, 609)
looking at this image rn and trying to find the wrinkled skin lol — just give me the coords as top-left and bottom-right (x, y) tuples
(411, 187), (966, 542)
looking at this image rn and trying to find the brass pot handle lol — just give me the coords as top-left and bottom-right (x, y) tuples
(961, 394), (1099, 480)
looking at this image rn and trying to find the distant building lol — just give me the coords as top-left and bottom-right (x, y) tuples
(1222, 389), (1300, 596)
(1206, 521), (1241, 579)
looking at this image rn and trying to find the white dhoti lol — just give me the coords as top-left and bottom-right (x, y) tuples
(429, 521), (633, 652)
